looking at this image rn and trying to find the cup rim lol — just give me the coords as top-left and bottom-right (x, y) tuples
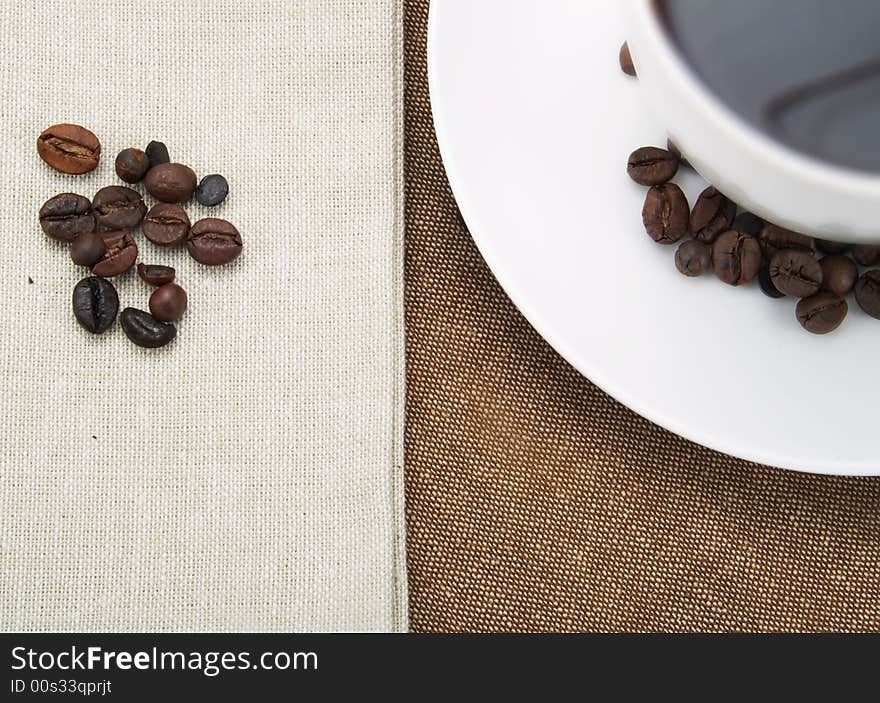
(633, 0), (880, 196)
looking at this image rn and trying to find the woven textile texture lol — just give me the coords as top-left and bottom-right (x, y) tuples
(0, 0), (406, 631)
(403, 0), (880, 632)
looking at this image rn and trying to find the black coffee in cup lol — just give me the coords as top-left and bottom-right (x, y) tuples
(659, 0), (880, 173)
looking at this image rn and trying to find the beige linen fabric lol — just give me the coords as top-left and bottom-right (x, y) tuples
(0, 0), (406, 631)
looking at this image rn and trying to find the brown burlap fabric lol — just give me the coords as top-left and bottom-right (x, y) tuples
(403, 1), (880, 632)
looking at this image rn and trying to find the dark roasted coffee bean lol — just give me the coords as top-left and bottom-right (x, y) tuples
(143, 203), (190, 246)
(195, 174), (229, 207)
(641, 183), (688, 244)
(796, 292), (847, 334)
(758, 224), (814, 260)
(674, 239), (710, 276)
(188, 218), (243, 265)
(72, 276), (118, 334)
(39, 193), (95, 242)
(732, 211), (763, 237)
(690, 186), (736, 243)
(852, 244), (880, 267)
(114, 148), (150, 183)
(92, 186), (146, 230)
(854, 269), (880, 319)
(149, 283), (188, 322)
(758, 266), (785, 298)
(769, 249), (822, 297)
(619, 41), (636, 76)
(627, 146), (678, 185)
(819, 255), (858, 296)
(816, 238), (849, 255)
(144, 163), (198, 203)
(37, 124), (100, 174)
(69, 231), (106, 267)
(145, 140), (170, 167)
(91, 229), (138, 277)
(712, 229), (761, 285)
(120, 308), (176, 348)
(137, 263), (175, 286)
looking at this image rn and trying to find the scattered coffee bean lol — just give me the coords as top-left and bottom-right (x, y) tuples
(188, 218), (243, 265)
(115, 148), (150, 183)
(145, 140), (170, 167)
(137, 263), (175, 286)
(195, 174), (229, 207)
(120, 308), (176, 348)
(674, 239), (711, 276)
(758, 265), (785, 298)
(852, 244), (880, 267)
(731, 211), (763, 237)
(641, 183), (689, 244)
(149, 283), (188, 322)
(72, 276), (118, 334)
(819, 255), (858, 296)
(37, 124), (100, 174)
(92, 186), (147, 230)
(69, 231), (106, 267)
(796, 292), (847, 334)
(757, 224), (814, 260)
(690, 186), (736, 243)
(143, 203), (190, 246)
(769, 249), (823, 297)
(854, 269), (880, 320)
(144, 162), (198, 203)
(816, 238), (849, 255)
(39, 193), (95, 242)
(712, 229), (761, 285)
(627, 146), (679, 185)
(619, 41), (636, 76)
(91, 229), (138, 277)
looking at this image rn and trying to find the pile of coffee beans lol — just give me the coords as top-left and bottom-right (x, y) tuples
(37, 123), (241, 348)
(619, 49), (880, 335)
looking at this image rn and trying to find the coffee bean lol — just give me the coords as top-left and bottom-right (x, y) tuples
(665, 139), (689, 168)
(732, 211), (763, 237)
(69, 231), (106, 267)
(143, 203), (190, 246)
(816, 238), (849, 255)
(642, 183), (689, 244)
(769, 249), (823, 297)
(852, 244), (880, 267)
(145, 140), (170, 167)
(619, 41), (636, 76)
(149, 283), (188, 322)
(91, 230), (138, 277)
(854, 269), (880, 319)
(195, 174), (229, 207)
(37, 124), (100, 174)
(115, 148), (150, 183)
(712, 229), (761, 285)
(92, 186), (146, 230)
(819, 255), (858, 296)
(72, 276), (118, 334)
(144, 163), (197, 203)
(758, 224), (814, 260)
(137, 263), (175, 286)
(796, 292), (847, 334)
(674, 239), (711, 276)
(39, 193), (95, 242)
(690, 186), (736, 243)
(758, 266), (785, 298)
(120, 308), (176, 348)
(627, 146), (679, 185)
(188, 218), (243, 265)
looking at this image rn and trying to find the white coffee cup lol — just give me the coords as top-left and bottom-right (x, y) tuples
(624, 0), (880, 243)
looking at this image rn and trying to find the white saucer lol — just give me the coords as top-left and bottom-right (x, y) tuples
(428, 0), (880, 476)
